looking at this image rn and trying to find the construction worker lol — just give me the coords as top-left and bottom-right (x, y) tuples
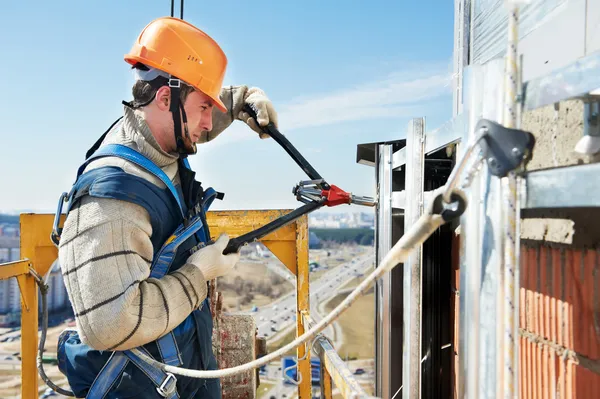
(55, 17), (278, 398)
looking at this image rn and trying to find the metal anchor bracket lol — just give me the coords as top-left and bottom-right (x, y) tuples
(475, 119), (535, 177)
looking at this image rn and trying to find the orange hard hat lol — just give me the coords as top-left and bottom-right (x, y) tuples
(125, 17), (228, 112)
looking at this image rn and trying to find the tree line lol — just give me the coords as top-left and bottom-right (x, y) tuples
(310, 228), (374, 246)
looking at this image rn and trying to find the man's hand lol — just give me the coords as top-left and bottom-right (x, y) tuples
(236, 87), (279, 138)
(186, 234), (240, 280)
(206, 85), (279, 141)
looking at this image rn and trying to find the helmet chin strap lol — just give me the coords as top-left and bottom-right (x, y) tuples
(169, 78), (196, 156)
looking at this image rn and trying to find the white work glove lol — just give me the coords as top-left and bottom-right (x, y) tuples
(186, 234), (240, 280)
(208, 85), (279, 140)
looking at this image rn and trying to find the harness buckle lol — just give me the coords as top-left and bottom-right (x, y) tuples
(168, 78), (181, 88)
(156, 372), (177, 397)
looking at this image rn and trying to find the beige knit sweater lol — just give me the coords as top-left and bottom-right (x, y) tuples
(58, 106), (210, 352)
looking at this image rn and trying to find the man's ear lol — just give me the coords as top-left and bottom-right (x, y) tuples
(155, 86), (171, 111)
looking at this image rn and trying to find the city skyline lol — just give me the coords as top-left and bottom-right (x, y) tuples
(0, 1), (454, 214)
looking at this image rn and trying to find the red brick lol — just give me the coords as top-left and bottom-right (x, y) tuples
(519, 336), (525, 399)
(554, 350), (562, 398)
(541, 345), (547, 398)
(595, 249), (600, 360)
(533, 247), (540, 338)
(531, 340), (537, 399)
(549, 347), (557, 398)
(584, 249), (600, 360)
(540, 246), (548, 340)
(529, 247), (538, 335)
(558, 352), (566, 398)
(537, 342), (543, 398)
(526, 339), (533, 399)
(523, 246), (532, 331)
(520, 246), (528, 329)
(520, 337), (526, 399)
(552, 248), (562, 348)
(566, 357), (574, 399)
(568, 358), (600, 399)
(575, 249), (588, 358)
(567, 249), (577, 351)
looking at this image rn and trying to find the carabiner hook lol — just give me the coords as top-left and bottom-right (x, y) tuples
(51, 192), (69, 247)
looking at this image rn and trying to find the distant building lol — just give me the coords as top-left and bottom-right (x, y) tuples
(308, 211), (375, 229)
(0, 223), (20, 237)
(44, 260), (70, 314)
(0, 249), (69, 327)
(0, 247), (22, 326)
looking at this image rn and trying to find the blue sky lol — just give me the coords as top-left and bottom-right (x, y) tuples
(0, 0), (455, 215)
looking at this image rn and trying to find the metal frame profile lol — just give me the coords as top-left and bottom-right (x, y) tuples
(302, 313), (372, 399)
(375, 144), (394, 398)
(402, 118), (426, 399)
(459, 57), (507, 399)
(456, 44), (600, 399)
(367, 45), (600, 399)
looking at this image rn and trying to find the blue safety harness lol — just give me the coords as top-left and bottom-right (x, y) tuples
(57, 141), (222, 398)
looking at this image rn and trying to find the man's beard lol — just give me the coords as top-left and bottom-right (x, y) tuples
(178, 125), (197, 155)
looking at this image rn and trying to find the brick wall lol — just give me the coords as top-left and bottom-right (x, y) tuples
(519, 244), (600, 398)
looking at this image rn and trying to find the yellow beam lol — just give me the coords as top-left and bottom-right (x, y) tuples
(0, 259), (30, 280)
(295, 216), (312, 399)
(20, 214), (60, 277)
(19, 272), (38, 399)
(206, 209), (296, 241)
(18, 214), (59, 399)
(206, 209), (299, 275)
(263, 241), (297, 275)
(12, 210), (306, 398)
(321, 364), (333, 399)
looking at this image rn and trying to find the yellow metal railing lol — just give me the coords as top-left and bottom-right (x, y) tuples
(0, 211), (367, 398)
(205, 209), (312, 398)
(301, 313), (372, 398)
(0, 214), (60, 398)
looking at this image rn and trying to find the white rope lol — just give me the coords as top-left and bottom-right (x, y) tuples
(130, 198), (452, 379)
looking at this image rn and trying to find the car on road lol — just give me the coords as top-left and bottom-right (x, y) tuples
(353, 368), (365, 375)
(42, 388), (57, 398)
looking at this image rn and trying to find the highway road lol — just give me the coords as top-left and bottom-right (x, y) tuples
(250, 250), (374, 340)
(250, 249), (375, 399)
(0, 249), (375, 398)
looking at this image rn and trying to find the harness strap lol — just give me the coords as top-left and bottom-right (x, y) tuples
(72, 145), (215, 397)
(75, 145), (188, 397)
(150, 216), (206, 371)
(124, 349), (180, 398)
(202, 187), (224, 212)
(86, 350), (180, 399)
(150, 216), (204, 278)
(75, 143), (185, 219)
(86, 352), (129, 399)
(156, 332), (183, 367)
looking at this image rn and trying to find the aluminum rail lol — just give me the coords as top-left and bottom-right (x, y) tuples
(303, 313), (374, 399)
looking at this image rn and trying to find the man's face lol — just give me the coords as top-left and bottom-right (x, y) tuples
(180, 89), (214, 153)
